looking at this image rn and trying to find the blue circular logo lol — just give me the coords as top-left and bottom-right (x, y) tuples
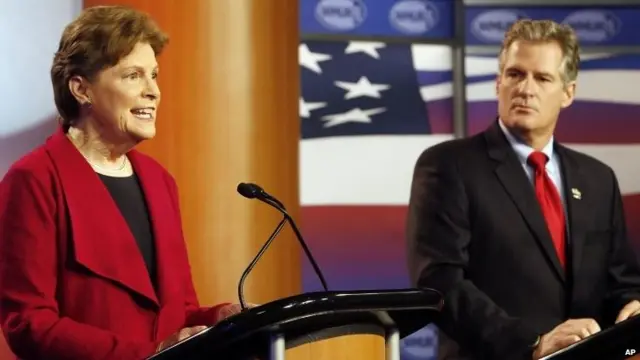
(471, 9), (529, 42)
(562, 10), (621, 43)
(401, 326), (437, 360)
(389, 0), (439, 35)
(315, 0), (367, 31)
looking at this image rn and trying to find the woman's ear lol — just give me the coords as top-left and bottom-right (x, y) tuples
(68, 75), (93, 105)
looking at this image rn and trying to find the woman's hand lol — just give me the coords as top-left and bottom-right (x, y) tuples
(155, 326), (207, 353)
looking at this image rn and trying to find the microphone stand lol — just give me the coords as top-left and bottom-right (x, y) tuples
(236, 187), (329, 313)
(264, 198), (329, 292)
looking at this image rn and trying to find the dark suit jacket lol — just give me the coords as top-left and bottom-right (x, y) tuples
(406, 121), (640, 359)
(0, 128), (228, 360)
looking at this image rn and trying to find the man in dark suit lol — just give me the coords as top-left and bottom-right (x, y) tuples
(406, 19), (640, 359)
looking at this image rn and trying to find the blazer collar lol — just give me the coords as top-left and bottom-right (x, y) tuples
(554, 144), (588, 283)
(44, 128), (181, 308)
(484, 120), (568, 282)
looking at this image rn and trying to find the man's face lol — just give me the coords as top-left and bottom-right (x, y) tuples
(496, 40), (575, 139)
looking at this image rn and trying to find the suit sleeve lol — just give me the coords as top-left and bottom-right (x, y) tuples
(0, 168), (159, 360)
(165, 176), (231, 327)
(406, 146), (539, 359)
(603, 168), (640, 323)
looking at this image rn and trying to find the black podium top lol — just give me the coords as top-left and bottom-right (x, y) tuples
(542, 314), (640, 360)
(148, 288), (443, 360)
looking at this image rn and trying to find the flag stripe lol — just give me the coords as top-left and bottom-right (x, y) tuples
(421, 70), (640, 105)
(301, 194), (640, 291)
(300, 136), (640, 206)
(411, 46), (623, 74)
(468, 102), (640, 144)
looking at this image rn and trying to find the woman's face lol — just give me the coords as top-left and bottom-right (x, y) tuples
(72, 42), (161, 142)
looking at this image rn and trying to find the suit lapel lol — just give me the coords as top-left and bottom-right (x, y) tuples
(485, 122), (565, 283)
(128, 151), (182, 306)
(556, 145), (588, 282)
(45, 128), (159, 307)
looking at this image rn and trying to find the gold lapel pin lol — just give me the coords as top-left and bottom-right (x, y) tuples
(571, 188), (582, 200)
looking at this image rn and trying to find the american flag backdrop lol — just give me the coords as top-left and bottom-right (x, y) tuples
(298, 40), (640, 359)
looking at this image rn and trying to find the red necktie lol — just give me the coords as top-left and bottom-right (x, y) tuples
(527, 151), (566, 269)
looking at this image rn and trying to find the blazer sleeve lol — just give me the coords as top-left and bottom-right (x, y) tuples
(182, 274), (230, 327)
(406, 145), (539, 359)
(164, 174), (231, 327)
(0, 167), (160, 360)
(603, 168), (640, 323)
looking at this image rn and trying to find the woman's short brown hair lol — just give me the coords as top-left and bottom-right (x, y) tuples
(51, 5), (169, 129)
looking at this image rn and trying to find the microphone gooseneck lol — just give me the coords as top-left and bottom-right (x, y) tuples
(236, 215), (288, 311)
(235, 182), (329, 311)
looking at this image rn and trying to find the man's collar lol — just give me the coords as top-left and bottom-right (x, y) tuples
(498, 118), (554, 165)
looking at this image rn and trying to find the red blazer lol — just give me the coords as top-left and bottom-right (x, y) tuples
(0, 128), (229, 360)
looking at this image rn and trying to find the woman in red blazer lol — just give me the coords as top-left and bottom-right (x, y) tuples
(0, 6), (242, 360)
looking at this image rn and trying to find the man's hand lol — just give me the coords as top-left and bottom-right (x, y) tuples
(616, 300), (640, 324)
(156, 326), (207, 353)
(532, 318), (601, 359)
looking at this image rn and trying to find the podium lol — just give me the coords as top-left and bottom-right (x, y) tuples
(542, 314), (640, 360)
(147, 288), (442, 360)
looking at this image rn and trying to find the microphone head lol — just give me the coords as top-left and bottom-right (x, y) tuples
(237, 183), (266, 197)
(237, 182), (259, 199)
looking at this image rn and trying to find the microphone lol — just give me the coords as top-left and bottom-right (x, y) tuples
(236, 182), (329, 311)
(237, 182), (285, 209)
